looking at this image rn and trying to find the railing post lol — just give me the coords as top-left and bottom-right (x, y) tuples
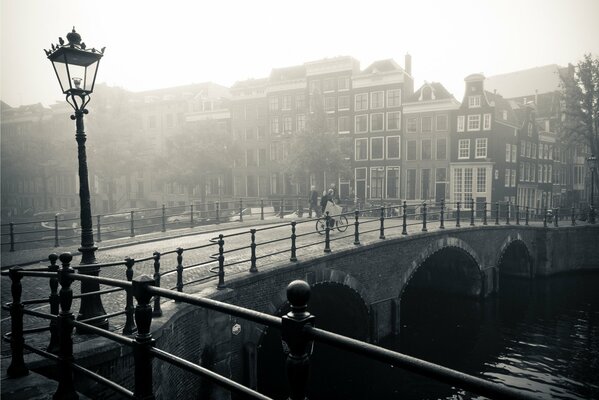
(176, 248), (184, 296)
(7, 266), (28, 378)
(280, 198), (285, 219)
(239, 199), (244, 222)
(421, 203), (428, 232)
(54, 215), (60, 247)
(324, 212), (331, 253)
(132, 275), (156, 400)
(516, 205), (520, 225)
(525, 206), (529, 226)
(470, 198), (475, 226)
(96, 215), (102, 242)
(130, 210), (135, 237)
(554, 208), (559, 227)
(456, 201), (461, 228)
(543, 208), (548, 227)
(402, 201), (408, 235)
(440, 199), (445, 229)
(353, 209), (360, 245)
(216, 201), (220, 224)
(379, 206), (386, 239)
(250, 229), (258, 272)
(290, 222), (297, 262)
(161, 204), (166, 232)
(54, 252), (77, 399)
(506, 201), (511, 225)
(571, 206), (576, 226)
(48, 253), (60, 353)
(190, 204), (194, 228)
(152, 251), (162, 317)
(495, 202), (500, 225)
(483, 202), (488, 226)
(123, 257), (137, 335)
(260, 199), (265, 220)
(217, 235), (226, 289)
(282, 280), (315, 400)
(9, 222), (15, 252)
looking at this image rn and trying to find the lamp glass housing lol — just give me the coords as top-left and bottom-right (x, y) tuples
(49, 47), (102, 95)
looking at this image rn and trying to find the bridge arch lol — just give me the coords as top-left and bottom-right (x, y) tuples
(496, 234), (533, 279)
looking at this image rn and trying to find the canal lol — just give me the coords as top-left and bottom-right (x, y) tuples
(258, 272), (599, 399)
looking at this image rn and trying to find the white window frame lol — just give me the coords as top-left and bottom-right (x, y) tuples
(338, 116), (350, 134)
(296, 114), (305, 131)
(505, 143), (511, 162)
(483, 113), (491, 130)
(505, 169), (510, 187)
(385, 166), (401, 199)
(475, 138), (487, 159)
(467, 115), (481, 131)
(511, 144), (517, 163)
(355, 138), (368, 161)
(338, 95), (350, 111)
(436, 114), (448, 131)
(370, 91), (384, 109)
(369, 167), (385, 199)
(355, 93), (368, 111)
(370, 113), (384, 132)
(457, 115), (465, 132)
(421, 139), (432, 160)
(370, 137), (385, 160)
(387, 89), (401, 107)
(387, 111), (401, 131)
(421, 116), (433, 133)
(458, 139), (470, 159)
(338, 77), (350, 91)
(468, 95), (481, 108)
(386, 136), (401, 160)
(355, 114), (368, 133)
(406, 117), (418, 133)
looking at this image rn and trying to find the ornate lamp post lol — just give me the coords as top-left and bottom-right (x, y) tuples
(588, 154), (597, 224)
(45, 28), (108, 328)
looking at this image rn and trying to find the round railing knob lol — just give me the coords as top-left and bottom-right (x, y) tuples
(287, 280), (311, 317)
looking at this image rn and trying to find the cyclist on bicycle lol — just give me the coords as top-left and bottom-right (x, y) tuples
(323, 188), (338, 228)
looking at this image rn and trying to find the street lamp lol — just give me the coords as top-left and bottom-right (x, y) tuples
(45, 28), (108, 329)
(588, 154), (597, 224)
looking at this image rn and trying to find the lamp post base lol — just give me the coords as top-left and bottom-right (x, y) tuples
(76, 245), (109, 332)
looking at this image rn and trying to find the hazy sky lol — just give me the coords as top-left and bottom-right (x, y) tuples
(2, 0), (599, 108)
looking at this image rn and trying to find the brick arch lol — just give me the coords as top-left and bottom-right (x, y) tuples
(496, 234), (533, 278)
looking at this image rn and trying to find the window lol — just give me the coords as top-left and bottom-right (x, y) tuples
(282, 95), (291, 110)
(521, 140), (526, 156)
(355, 139), (368, 161)
(526, 142), (531, 158)
(355, 115), (368, 133)
(309, 80), (320, 94)
(407, 117), (417, 133)
(421, 116), (433, 133)
(371, 113), (384, 131)
(421, 169), (431, 200)
(483, 113), (491, 130)
(511, 169), (516, 187)
(355, 168), (367, 200)
(458, 139), (470, 159)
(371, 91), (384, 109)
(436, 138), (447, 160)
(506, 143), (511, 162)
(371, 137), (384, 160)
(338, 96), (350, 110)
(387, 136), (400, 159)
(407, 140), (417, 161)
(386, 167), (400, 198)
(422, 139), (432, 160)
(454, 169), (463, 204)
(338, 77), (350, 91)
(511, 144), (517, 163)
(468, 95), (481, 108)
(476, 168), (486, 192)
(467, 115), (481, 131)
(270, 117), (279, 134)
(505, 169), (510, 187)
(326, 117), (336, 133)
(325, 97), (336, 112)
(502, 110), (508, 120)
(436, 114), (448, 131)
(520, 163), (525, 181)
(258, 148), (268, 166)
(457, 116), (465, 132)
(269, 96), (279, 111)
(297, 115), (306, 131)
(370, 168), (385, 199)
(532, 143), (537, 159)
(387, 111), (401, 131)
(475, 138), (487, 158)
(246, 149), (257, 166)
(338, 116), (350, 133)
(464, 168), (473, 205)
(355, 93), (368, 111)
(406, 169), (417, 200)
(296, 95), (305, 110)
(387, 89), (401, 107)
(283, 116), (292, 132)
(323, 78), (335, 92)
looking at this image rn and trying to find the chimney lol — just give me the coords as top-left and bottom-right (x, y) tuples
(405, 53), (412, 76)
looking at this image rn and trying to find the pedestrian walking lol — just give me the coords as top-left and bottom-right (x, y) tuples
(309, 186), (320, 217)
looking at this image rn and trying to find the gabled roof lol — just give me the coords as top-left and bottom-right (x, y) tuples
(485, 65), (563, 98)
(359, 59), (404, 75)
(269, 65), (306, 81)
(484, 90), (519, 126)
(408, 82), (454, 102)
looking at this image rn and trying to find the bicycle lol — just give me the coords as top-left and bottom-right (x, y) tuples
(315, 213), (349, 234)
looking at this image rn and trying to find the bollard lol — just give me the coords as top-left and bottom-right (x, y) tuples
(571, 206), (576, 226)
(470, 198), (475, 227)
(554, 208), (559, 227)
(161, 204), (166, 232)
(54, 253), (77, 399)
(216, 201), (220, 224)
(261, 199), (265, 220)
(379, 206), (386, 239)
(7, 267), (28, 378)
(190, 204), (194, 228)
(495, 202), (500, 225)
(47, 253), (60, 353)
(96, 215), (102, 243)
(239, 199), (244, 223)
(280, 198), (285, 219)
(483, 202), (488, 225)
(250, 229), (258, 272)
(402, 201), (408, 235)
(176, 248), (184, 296)
(282, 280), (315, 400)
(130, 210), (135, 237)
(440, 199), (445, 229)
(55, 215), (60, 247)
(123, 257), (137, 335)
(516, 205), (520, 225)
(324, 212), (331, 253)
(506, 201), (510, 225)
(217, 234), (226, 289)
(353, 209), (360, 245)
(131, 275), (156, 400)
(290, 222), (297, 262)
(421, 203), (428, 232)
(152, 251), (162, 317)
(456, 201), (461, 228)
(525, 206), (529, 226)
(9, 222), (15, 252)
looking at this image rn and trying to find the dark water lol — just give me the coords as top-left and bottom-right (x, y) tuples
(257, 273), (599, 399)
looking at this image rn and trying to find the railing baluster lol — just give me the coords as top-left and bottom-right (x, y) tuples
(96, 215), (102, 242)
(54, 252), (77, 399)
(525, 206), (529, 226)
(132, 275), (156, 400)
(130, 210), (135, 237)
(324, 212), (331, 253)
(290, 222), (297, 262)
(152, 251), (162, 317)
(571, 206), (576, 226)
(506, 201), (511, 225)
(495, 202), (500, 225)
(7, 266), (28, 378)
(380, 206), (386, 239)
(280, 198), (284, 219)
(54, 215), (60, 247)
(516, 205), (520, 225)
(48, 253), (60, 353)
(282, 280), (315, 400)
(470, 198), (475, 227)
(354, 209), (360, 245)
(123, 257), (137, 335)
(402, 201), (408, 235)
(176, 248), (184, 296)
(543, 208), (548, 227)
(250, 229), (258, 271)
(421, 203), (428, 232)
(239, 199), (244, 223)
(217, 235), (226, 289)
(440, 199), (445, 229)
(483, 202), (488, 226)
(456, 201), (461, 228)
(190, 204), (194, 228)
(161, 204), (166, 232)
(261, 199), (265, 221)
(216, 201), (220, 224)
(9, 222), (15, 252)
(554, 208), (559, 227)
